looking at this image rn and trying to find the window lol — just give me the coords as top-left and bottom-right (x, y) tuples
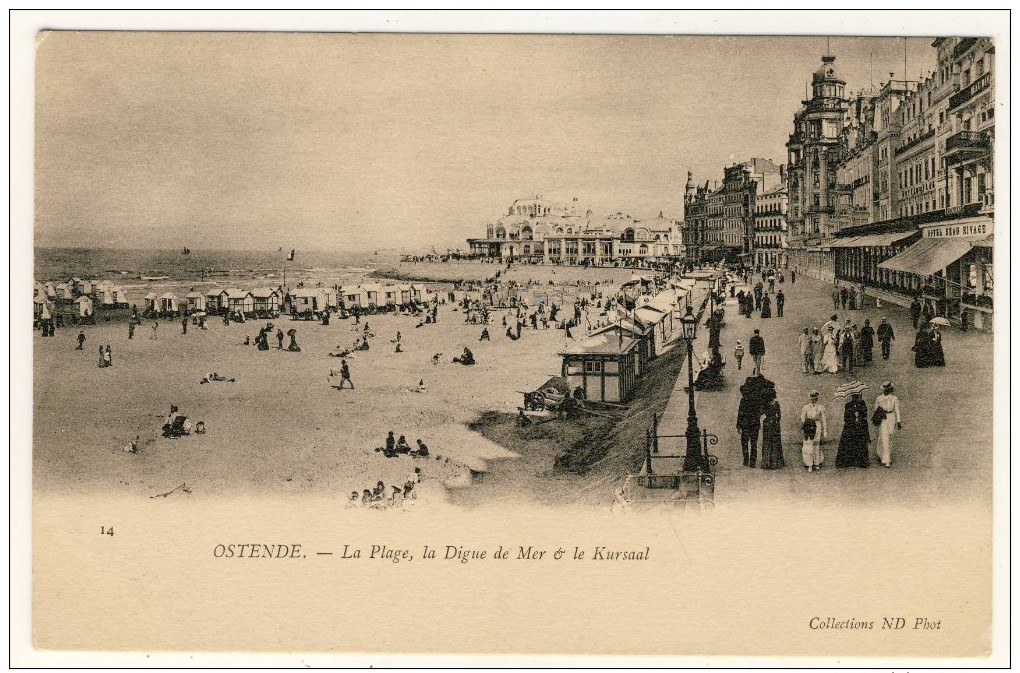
(584, 360), (603, 374)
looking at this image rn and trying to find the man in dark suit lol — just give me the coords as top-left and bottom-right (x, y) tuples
(748, 329), (766, 376)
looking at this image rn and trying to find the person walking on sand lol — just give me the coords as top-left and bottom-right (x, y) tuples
(798, 327), (813, 374)
(338, 358), (354, 389)
(76, 330), (86, 350)
(734, 340), (744, 371)
(98, 345), (106, 368)
(182, 317), (188, 334)
(840, 285), (849, 310)
(760, 292), (772, 319)
(799, 390), (827, 472)
(775, 289), (785, 317)
(809, 327), (823, 374)
(791, 268), (796, 284)
(832, 285), (841, 310)
(276, 329), (284, 349)
(103, 345), (113, 368)
(151, 321), (159, 340)
(873, 381), (902, 468)
(128, 322), (135, 339)
(877, 317), (895, 360)
(749, 329), (766, 376)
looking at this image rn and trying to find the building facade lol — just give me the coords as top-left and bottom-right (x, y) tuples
(785, 55), (851, 282)
(754, 185), (788, 269)
(467, 196), (684, 265)
(821, 37), (995, 330)
(683, 159), (782, 264)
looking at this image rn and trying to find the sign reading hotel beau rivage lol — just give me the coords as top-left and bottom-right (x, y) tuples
(922, 217), (993, 239)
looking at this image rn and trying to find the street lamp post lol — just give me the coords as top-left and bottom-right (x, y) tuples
(680, 306), (705, 472)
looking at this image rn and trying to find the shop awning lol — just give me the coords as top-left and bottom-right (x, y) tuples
(828, 231), (916, 248)
(827, 236), (864, 248)
(971, 234), (994, 248)
(877, 238), (974, 276)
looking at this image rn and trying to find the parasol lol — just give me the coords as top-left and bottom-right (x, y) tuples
(287, 328), (297, 336)
(834, 380), (869, 400)
(192, 311), (207, 318)
(929, 317), (951, 327)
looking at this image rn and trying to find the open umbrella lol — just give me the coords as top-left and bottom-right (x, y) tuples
(287, 328), (297, 336)
(929, 317), (951, 327)
(834, 380), (869, 400)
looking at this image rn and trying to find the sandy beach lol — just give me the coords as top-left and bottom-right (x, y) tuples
(34, 263), (651, 505)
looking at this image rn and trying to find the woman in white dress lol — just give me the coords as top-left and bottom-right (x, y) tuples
(800, 390), (828, 471)
(873, 381), (902, 468)
(819, 326), (840, 373)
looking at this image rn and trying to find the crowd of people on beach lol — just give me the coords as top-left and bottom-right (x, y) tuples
(348, 468), (421, 508)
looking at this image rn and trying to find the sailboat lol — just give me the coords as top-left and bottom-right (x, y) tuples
(181, 246), (191, 255)
(287, 249), (295, 261)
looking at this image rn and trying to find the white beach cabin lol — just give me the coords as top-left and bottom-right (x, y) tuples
(143, 292), (159, 314)
(184, 291), (207, 313)
(75, 295), (94, 318)
(160, 292), (179, 314)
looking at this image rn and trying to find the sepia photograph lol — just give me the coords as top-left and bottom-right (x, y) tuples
(13, 10), (1009, 667)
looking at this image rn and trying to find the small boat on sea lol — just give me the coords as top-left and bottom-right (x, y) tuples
(141, 276), (170, 281)
(182, 246), (191, 255)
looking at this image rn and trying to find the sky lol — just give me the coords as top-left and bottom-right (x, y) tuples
(35, 33), (939, 252)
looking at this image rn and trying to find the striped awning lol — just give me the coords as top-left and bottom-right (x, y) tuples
(877, 238), (974, 276)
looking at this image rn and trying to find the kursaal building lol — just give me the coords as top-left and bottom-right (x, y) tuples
(467, 195), (685, 264)
(785, 38), (994, 330)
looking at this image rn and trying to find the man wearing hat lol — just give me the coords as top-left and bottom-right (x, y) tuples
(877, 317), (895, 360)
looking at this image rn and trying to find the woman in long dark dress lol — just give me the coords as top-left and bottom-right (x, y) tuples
(913, 325), (931, 368)
(929, 326), (946, 366)
(760, 293), (772, 319)
(835, 392), (870, 468)
(759, 394), (785, 470)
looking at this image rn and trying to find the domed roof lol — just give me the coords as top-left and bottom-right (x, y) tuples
(812, 55), (844, 84)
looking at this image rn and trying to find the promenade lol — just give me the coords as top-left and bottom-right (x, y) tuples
(655, 273), (994, 508)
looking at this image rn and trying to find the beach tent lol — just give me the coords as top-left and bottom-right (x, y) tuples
(204, 289), (222, 312)
(43, 282), (56, 299)
(33, 295), (48, 318)
(340, 286), (368, 309)
(34, 282), (45, 298)
(111, 286), (129, 306)
(184, 291), (207, 313)
(360, 283), (383, 307)
(160, 292), (179, 313)
(220, 288), (254, 315)
(249, 287), (280, 313)
(54, 283), (73, 300)
(143, 292), (159, 313)
(75, 295), (94, 317)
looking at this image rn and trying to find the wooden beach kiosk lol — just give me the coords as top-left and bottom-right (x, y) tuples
(560, 332), (639, 403)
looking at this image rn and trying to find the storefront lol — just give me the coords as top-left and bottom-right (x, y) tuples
(877, 216), (993, 330)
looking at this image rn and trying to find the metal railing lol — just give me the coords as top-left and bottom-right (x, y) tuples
(949, 72), (992, 110)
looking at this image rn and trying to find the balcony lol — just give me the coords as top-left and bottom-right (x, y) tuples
(949, 72), (992, 111)
(953, 37), (979, 58)
(895, 129), (935, 156)
(944, 131), (990, 163)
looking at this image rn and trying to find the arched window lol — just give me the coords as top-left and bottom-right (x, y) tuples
(623, 228), (635, 242)
(521, 225), (534, 240)
(638, 244), (649, 256)
(495, 226), (506, 239)
(523, 244), (531, 256)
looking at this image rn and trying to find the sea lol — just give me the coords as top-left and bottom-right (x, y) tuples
(34, 247), (403, 294)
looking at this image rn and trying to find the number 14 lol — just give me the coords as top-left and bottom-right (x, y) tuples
(100, 526), (114, 536)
